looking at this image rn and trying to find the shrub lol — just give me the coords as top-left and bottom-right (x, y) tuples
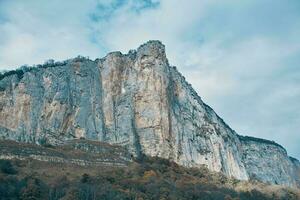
(0, 160), (17, 174)
(0, 176), (21, 200)
(20, 182), (42, 200)
(38, 138), (54, 148)
(80, 173), (90, 183)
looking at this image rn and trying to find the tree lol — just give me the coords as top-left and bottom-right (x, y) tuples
(20, 182), (42, 200)
(0, 160), (17, 174)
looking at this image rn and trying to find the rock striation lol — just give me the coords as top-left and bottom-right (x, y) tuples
(0, 139), (131, 167)
(0, 40), (299, 187)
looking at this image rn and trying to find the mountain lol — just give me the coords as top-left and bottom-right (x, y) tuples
(0, 40), (299, 188)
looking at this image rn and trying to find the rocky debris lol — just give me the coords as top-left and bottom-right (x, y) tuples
(0, 40), (299, 187)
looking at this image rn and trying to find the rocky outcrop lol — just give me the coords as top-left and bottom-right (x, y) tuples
(0, 139), (131, 166)
(291, 157), (300, 185)
(0, 40), (299, 187)
(239, 136), (299, 187)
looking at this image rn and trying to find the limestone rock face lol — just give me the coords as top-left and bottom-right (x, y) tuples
(239, 136), (299, 187)
(0, 40), (299, 187)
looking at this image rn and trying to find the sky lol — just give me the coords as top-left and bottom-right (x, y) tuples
(0, 0), (299, 159)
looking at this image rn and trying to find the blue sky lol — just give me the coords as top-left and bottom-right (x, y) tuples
(0, 0), (299, 159)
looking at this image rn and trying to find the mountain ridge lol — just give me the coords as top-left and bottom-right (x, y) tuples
(0, 40), (299, 188)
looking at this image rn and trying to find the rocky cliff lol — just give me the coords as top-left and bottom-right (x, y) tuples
(0, 40), (299, 187)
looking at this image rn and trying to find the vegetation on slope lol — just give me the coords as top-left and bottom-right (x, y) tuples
(0, 155), (299, 200)
(0, 139), (131, 167)
(0, 56), (91, 82)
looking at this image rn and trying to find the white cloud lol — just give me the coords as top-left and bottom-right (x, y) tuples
(0, 0), (102, 69)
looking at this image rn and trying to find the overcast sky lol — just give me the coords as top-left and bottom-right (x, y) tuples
(0, 0), (299, 159)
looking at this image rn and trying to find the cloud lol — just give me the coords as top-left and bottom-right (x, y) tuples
(0, 0), (102, 69)
(0, 0), (299, 159)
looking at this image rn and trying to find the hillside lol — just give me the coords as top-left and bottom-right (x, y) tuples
(0, 139), (131, 167)
(0, 141), (299, 200)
